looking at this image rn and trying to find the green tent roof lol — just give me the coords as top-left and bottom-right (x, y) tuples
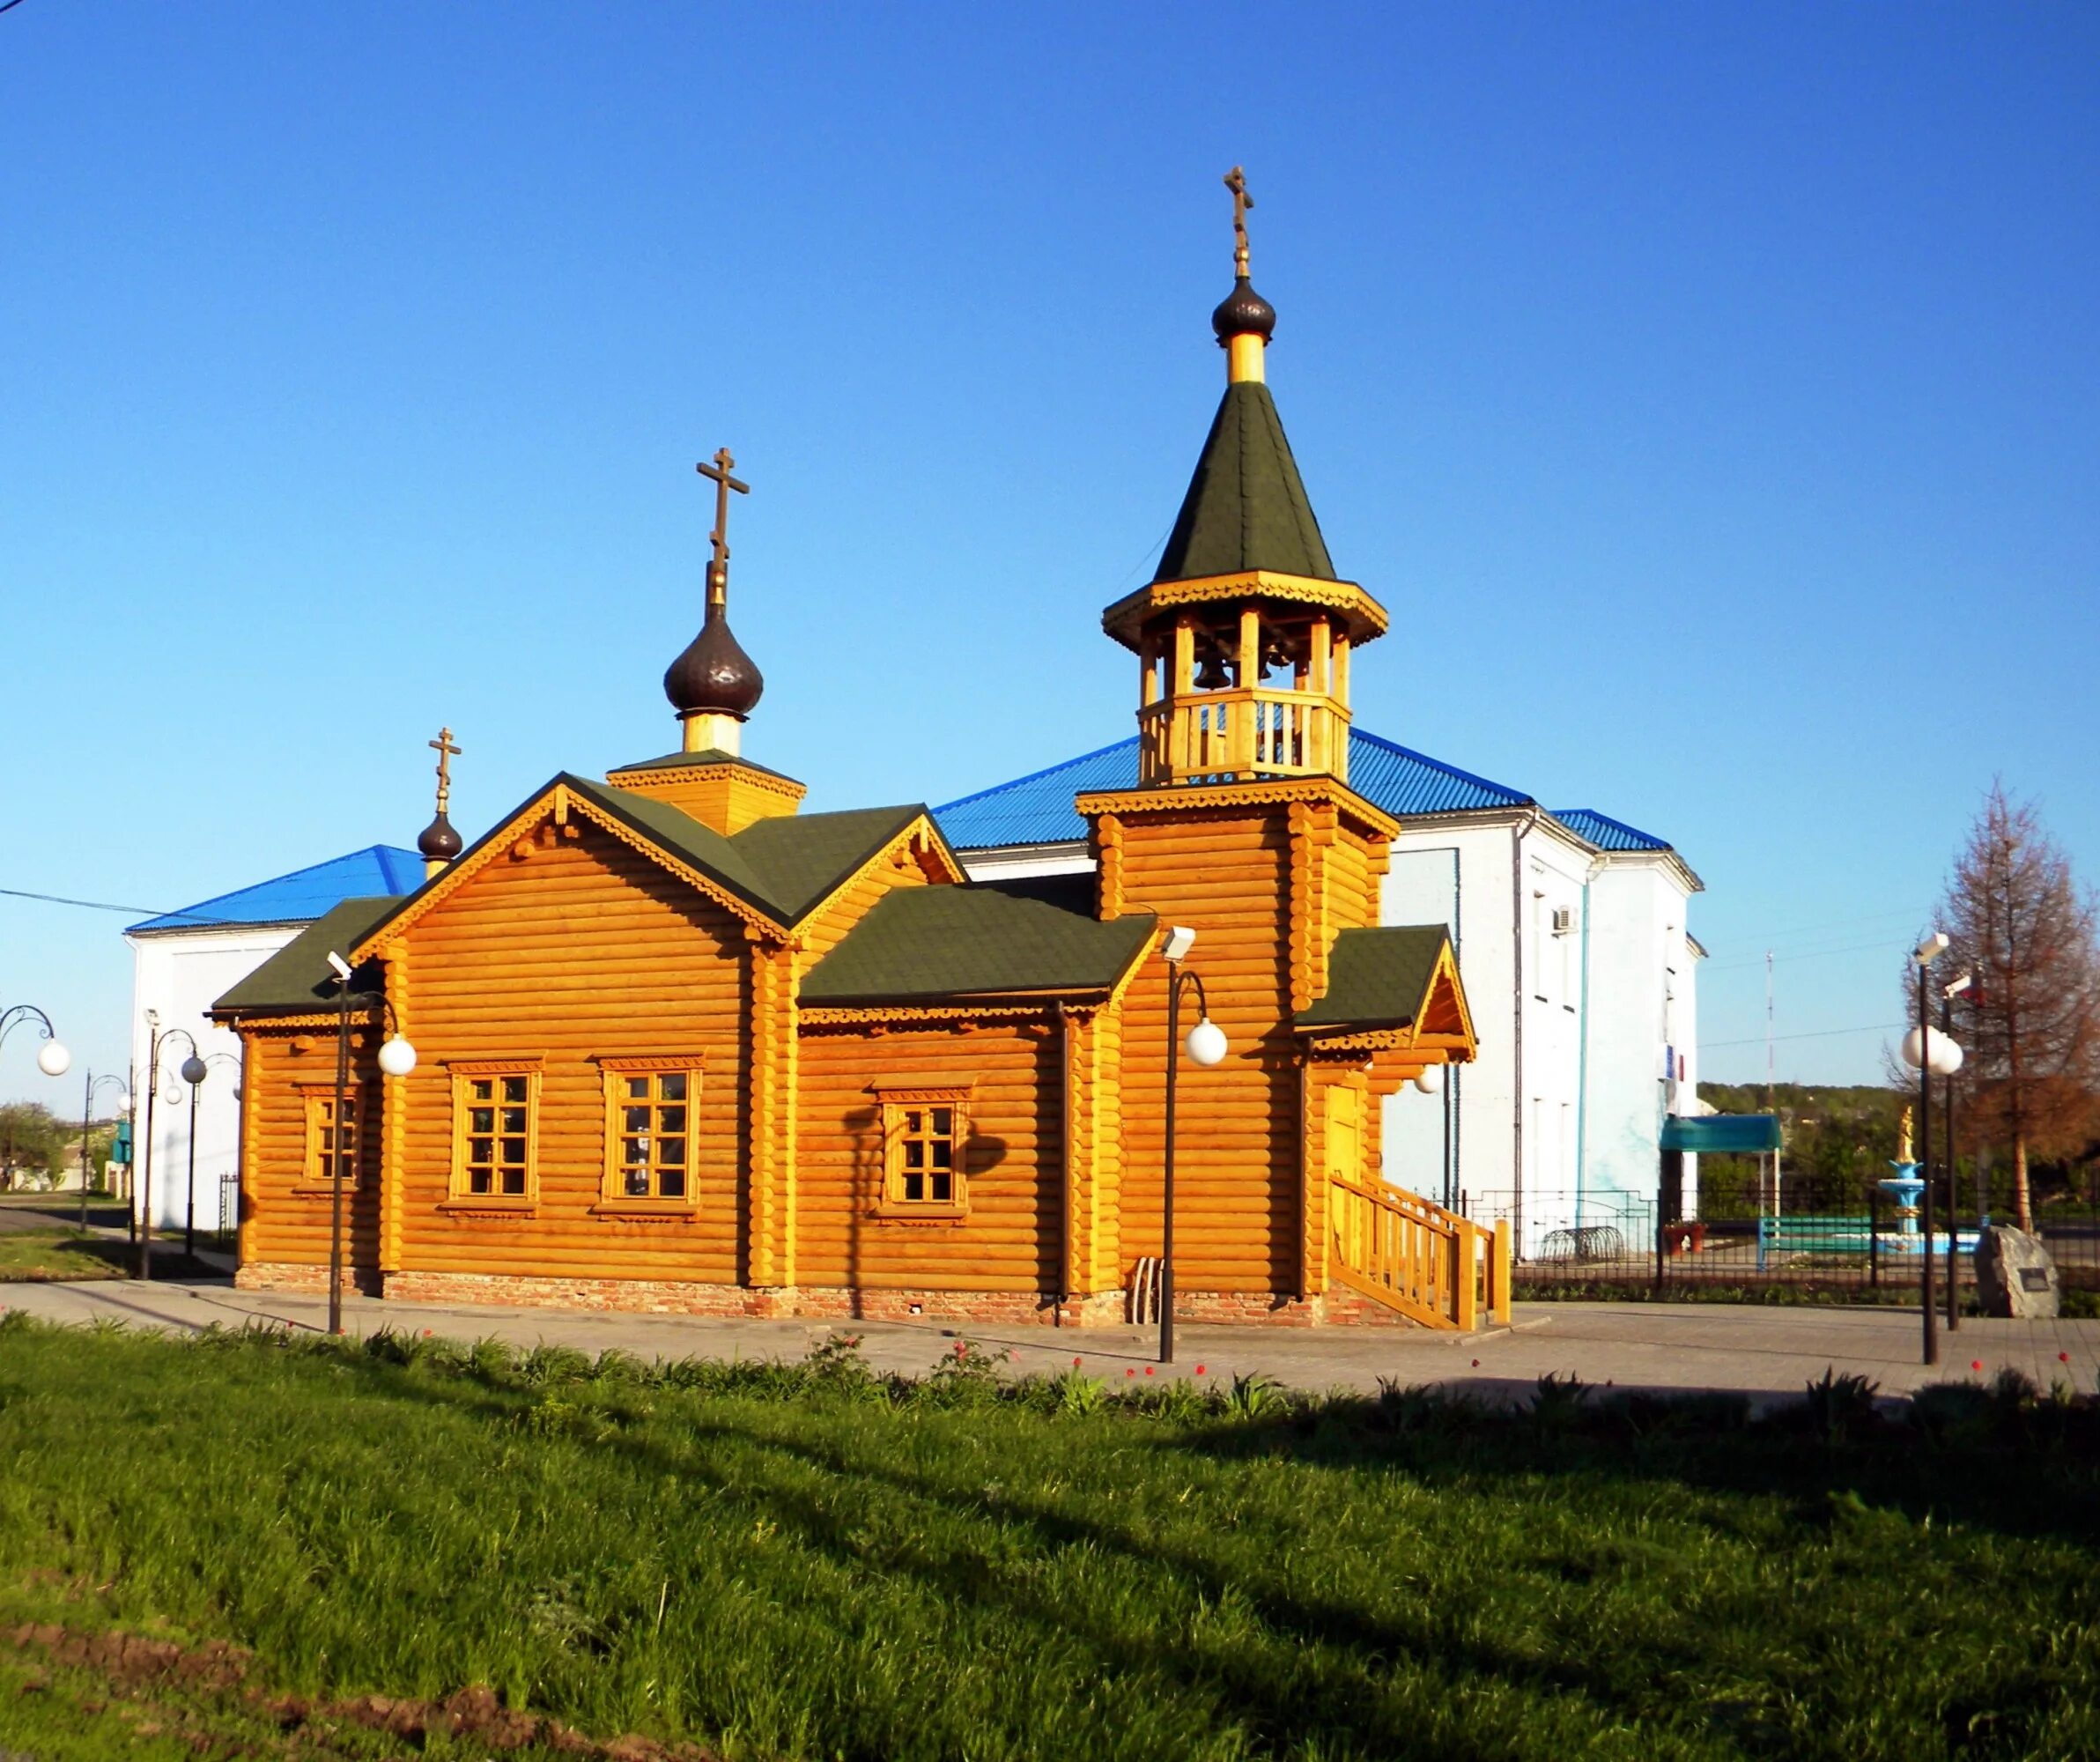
(211, 896), (403, 1017)
(1294, 925), (1453, 1033)
(802, 887), (1157, 1006)
(1153, 381), (1337, 585)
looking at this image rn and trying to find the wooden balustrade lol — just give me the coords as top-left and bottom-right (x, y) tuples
(1328, 1176), (1511, 1330)
(1137, 690), (1349, 786)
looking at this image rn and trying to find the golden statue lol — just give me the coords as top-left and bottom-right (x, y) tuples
(1897, 1105), (1913, 1165)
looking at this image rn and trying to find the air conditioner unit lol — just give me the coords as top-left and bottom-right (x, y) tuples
(1550, 907), (1574, 935)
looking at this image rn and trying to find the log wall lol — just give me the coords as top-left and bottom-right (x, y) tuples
(236, 1025), (383, 1276)
(388, 820), (749, 1284)
(1112, 807), (1298, 1294)
(795, 1020), (1061, 1299)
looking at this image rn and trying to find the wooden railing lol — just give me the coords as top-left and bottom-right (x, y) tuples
(1138, 689), (1349, 786)
(1329, 1177), (1512, 1330)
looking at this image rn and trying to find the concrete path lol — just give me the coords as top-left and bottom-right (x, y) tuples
(4, 1275), (2094, 1410)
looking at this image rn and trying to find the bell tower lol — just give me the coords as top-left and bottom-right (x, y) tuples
(1099, 168), (1387, 788)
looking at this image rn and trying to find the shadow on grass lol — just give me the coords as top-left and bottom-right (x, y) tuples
(346, 1365), (1646, 1758)
(287, 1344), (2100, 1762)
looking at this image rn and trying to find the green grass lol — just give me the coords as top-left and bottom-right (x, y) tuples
(0, 1228), (127, 1281)
(0, 1320), (2096, 1760)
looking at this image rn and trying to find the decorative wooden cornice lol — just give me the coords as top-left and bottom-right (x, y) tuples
(1100, 570), (1388, 652)
(800, 1001), (1083, 1032)
(594, 1051), (709, 1073)
(1078, 774), (1398, 843)
(353, 785), (789, 962)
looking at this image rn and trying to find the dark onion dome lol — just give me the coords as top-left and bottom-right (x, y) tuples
(417, 810), (463, 862)
(1211, 275), (1276, 344)
(664, 600), (765, 719)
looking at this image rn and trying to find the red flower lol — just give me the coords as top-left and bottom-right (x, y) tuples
(1126, 1368), (1135, 1377)
(1072, 1357), (1083, 1367)
(1971, 1360), (1984, 1373)
(1471, 1359), (1481, 1367)
(1144, 1366), (1155, 1376)
(2060, 1351), (2073, 1364)
(421, 1329), (433, 1338)
(1194, 1365), (1206, 1375)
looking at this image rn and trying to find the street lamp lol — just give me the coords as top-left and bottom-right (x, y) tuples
(324, 951), (417, 1336)
(1900, 932), (1963, 1366)
(0, 1004), (72, 1078)
(181, 1051), (242, 1260)
(1158, 925), (1227, 1366)
(1940, 970), (1971, 1334)
(138, 1016), (205, 1282)
(78, 1071), (130, 1231)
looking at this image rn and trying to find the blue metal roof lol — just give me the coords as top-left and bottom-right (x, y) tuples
(129, 846), (423, 933)
(935, 729), (1535, 850)
(1549, 809), (1671, 853)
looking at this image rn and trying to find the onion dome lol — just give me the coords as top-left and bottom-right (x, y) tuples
(664, 598), (765, 721)
(1211, 276), (1276, 344)
(417, 810), (463, 862)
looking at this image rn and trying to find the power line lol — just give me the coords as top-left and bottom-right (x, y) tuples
(1700, 1021), (1904, 1050)
(0, 885), (221, 925)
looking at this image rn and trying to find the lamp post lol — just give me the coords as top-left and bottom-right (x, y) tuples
(1941, 970), (1971, 1334)
(79, 1071), (130, 1231)
(0, 1005), (70, 1196)
(324, 951), (418, 1336)
(182, 1051), (242, 1260)
(140, 1022), (206, 1280)
(0, 1004), (72, 1079)
(1158, 925), (1228, 1366)
(1900, 933), (1963, 1367)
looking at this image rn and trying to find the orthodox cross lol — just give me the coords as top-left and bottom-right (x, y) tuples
(1224, 166), (1253, 278)
(429, 726), (461, 817)
(695, 447), (751, 607)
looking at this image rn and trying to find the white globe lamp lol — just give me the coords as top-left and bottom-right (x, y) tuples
(1183, 1018), (1228, 1068)
(1412, 1063), (1446, 1095)
(36, 1040), (71, 1078)
(377, 1035), (418, 1078)
(1900, 1025), (1963, 1077)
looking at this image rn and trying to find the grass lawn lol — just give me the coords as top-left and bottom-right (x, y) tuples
(0, 1228), (128, 1282)
(0, 1320), (2096, 1760)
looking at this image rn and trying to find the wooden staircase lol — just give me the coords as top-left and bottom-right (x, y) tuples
(1329, 1177), (1512, 1330)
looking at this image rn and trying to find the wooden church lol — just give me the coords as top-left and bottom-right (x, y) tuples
(214, 179), (1507, 1330)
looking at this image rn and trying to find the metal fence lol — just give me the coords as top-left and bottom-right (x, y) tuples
(1460, 1176), (2100, 1297)
(214, 1171), (240, 1247)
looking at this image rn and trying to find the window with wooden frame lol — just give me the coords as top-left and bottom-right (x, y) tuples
(597, 1056), (703, 1203)
(449, 1065), (539, 1200)
(301, 1088), (360, 1187)
(875, 1085), (972, 1215)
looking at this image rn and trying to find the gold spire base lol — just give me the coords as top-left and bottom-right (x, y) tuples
(681, 711), (744, 756)
(1226, 333), (1266, 384)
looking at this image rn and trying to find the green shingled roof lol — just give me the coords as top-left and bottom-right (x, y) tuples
(802, 887), (1157, 1005)
(211, 897), (403, 1017)
(734, 805), (946, 922)
(1153, 381), (1337, 584)
(1295, 925), (1453, 1033)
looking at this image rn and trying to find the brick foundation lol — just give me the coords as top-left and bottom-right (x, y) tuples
(236, 1262), (1428, 1329)
(236, 1262), (381, 1298)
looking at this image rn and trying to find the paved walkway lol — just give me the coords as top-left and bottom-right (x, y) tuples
(3, 1275), (2093, 1410)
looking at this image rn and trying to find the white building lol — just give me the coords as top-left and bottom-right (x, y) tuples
(123, 845), (422, 1236)
(937, 734), (1704, 1257)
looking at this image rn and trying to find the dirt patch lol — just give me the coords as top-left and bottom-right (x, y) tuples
(6, 1620), (719, 1758)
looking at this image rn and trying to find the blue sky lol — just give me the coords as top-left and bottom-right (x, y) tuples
(3, 3), (2096, 1101)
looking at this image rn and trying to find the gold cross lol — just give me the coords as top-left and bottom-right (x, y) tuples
(695, 447), (751, 606)
(1224, 166), (1254, 278)
(429, 726), (461, 816)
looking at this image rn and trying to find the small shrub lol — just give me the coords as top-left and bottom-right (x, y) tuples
(1528, 1371), (1591, 1429)
(1800, 1367), (1881, 1445)
(518, 1343), (594, 1388)
(1224, 1372), (1284, 1420)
